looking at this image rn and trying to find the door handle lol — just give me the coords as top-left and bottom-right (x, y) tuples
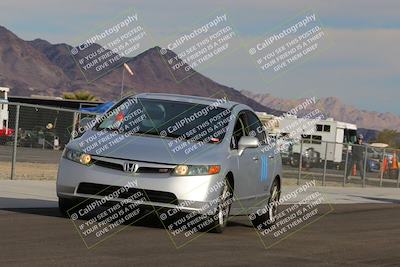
(252, 156), (259, 161)
(268, 155), (274, 159)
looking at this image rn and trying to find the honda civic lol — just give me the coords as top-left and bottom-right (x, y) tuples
(57, 93), (282, 233)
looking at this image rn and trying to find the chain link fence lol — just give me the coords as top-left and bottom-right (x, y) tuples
(0, 102), (95, 180)
(1, 102), (399, 188)
(282, 139), (400, 188)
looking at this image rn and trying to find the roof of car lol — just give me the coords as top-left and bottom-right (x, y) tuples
(134, 93), (243, 109)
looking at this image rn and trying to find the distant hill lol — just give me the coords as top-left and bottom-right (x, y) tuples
(241, 90), (400, 132)
(0, 25), (279, 115)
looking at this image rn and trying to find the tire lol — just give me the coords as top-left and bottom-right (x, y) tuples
(303, 161), (311, 170)
(289, 156), (298, 167)
(209, 177), (233, 233)
(58, 197), (77, 217)
(251, 178), (280, 229)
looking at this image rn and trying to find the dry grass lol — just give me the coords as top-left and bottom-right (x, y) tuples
(0, 162), (58, 180)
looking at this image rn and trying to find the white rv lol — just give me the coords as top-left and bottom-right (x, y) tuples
(257, 112), (357, 163)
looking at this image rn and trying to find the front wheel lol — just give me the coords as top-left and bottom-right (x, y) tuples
(251, 179), (280, 229)
(209, 178), (233, 233)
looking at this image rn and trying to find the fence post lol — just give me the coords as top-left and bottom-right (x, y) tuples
(363, 145), (368, 188)
(397, 149), (400, 188)
(322, 141), (328, 186)
(297, 139), (303, 186)
(379, 148), (386, 187)
(343, 143), (349, 187)
(11, 104), (20, 180)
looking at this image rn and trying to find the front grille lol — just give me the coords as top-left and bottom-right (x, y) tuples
(93, 160), (172, 174)
(77, 183), (178, 205)
(93, 160), (123, 171)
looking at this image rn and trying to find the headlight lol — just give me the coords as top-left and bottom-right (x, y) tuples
(63, 147), (92, 165)
(173, 165), (221, 176)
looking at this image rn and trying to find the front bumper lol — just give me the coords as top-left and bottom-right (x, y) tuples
(56, 158), (224, 214)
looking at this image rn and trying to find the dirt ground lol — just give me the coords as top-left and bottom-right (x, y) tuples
(0, 162), (58, 180)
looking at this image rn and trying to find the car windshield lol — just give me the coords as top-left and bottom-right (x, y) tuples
(95, 97), (231, 143)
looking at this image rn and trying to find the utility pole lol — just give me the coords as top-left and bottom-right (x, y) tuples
(120, 63), (134, 99)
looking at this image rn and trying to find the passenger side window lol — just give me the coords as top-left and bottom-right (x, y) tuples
(231, 114), (246, 149)
(245, 111), (267, 144)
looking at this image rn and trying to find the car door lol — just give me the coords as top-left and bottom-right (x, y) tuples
(230, 112), (263, 209)
(244, 111), (276, 204)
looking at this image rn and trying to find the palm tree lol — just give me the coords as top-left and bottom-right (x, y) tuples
(62, 90), (99, 101)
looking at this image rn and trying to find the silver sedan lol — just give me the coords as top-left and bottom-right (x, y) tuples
(57, 93), (282, 233)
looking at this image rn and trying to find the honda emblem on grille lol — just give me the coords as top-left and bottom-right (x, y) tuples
(123, 162), (139, 173)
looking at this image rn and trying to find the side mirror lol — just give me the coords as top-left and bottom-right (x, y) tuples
(238, 136), (259, 156)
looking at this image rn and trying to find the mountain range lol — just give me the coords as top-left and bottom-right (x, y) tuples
(241, 91), (399, 132)
(0, 25), (397, 133)
(0, 25), (277, 115)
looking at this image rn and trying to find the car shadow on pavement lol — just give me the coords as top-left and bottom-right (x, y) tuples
(0, 203), (165, 230)
(0, 197), (254, 231)
(0, 197), (57, 210)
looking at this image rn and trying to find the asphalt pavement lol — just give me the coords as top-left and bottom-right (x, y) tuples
(0, 204), (399, 266)
(0, 180), (400, 266)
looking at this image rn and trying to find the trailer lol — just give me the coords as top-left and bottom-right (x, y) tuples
(257, 112), (358, 165)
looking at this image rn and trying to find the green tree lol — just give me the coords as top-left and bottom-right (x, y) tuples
(374, 129), (400, 148)
(62, 90), (99, 101)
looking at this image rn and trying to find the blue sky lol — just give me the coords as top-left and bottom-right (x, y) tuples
(0, 0), (399, 114)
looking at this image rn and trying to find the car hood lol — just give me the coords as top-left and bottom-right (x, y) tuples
(69, 130), (224, 165)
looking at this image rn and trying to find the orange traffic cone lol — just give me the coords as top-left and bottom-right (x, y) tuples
(382, 157), (388, 173)
(392, 152), (398, 169)
(352, 164), (357, 176)
(382, 156), (389, 176)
